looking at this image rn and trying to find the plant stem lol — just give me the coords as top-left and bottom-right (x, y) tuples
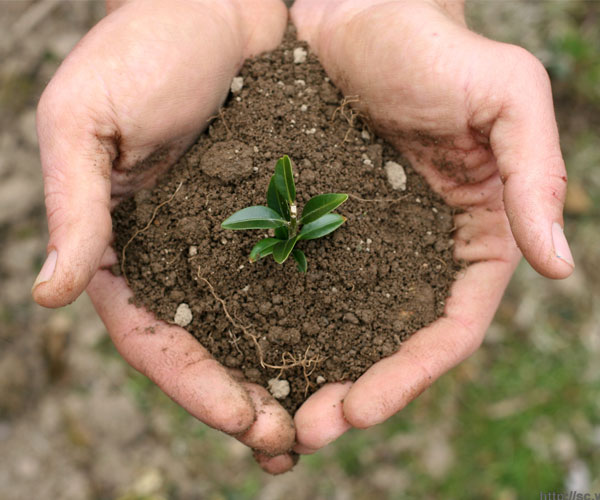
(289, 203), (298, 238)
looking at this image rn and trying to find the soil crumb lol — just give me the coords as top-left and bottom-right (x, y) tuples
(113, 29), (460, 413)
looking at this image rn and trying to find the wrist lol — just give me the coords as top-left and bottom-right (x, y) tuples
(105, 0), (287, 58)
(425, 0), (466, 24)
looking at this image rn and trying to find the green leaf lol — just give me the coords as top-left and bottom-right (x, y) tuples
(300, 213), (346, 240)
(274, 155), (296, 203)
(222, 206), (287, 230)
(267, 175), (290, 220)
(292, 248), (307, 273)
(249, 238), (280, 262)
(274, 226), (289, 240)
(300, 193), (348, 225)
(272, 235), (301, 264)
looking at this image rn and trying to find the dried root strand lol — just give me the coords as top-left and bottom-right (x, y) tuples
(207, 108), (231, 137)
(121, 181), (183, 284)
(331, 95), (370, 143)
(348, 193), (408, 203)
(197, 274), (266, 366)
(197, 273), (326, 395)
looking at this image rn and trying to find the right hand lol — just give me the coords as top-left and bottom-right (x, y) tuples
(290, 0), (574, 455)
(33, 0), (297, 474)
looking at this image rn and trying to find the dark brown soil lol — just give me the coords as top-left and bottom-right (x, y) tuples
(112, 29), (460, 414)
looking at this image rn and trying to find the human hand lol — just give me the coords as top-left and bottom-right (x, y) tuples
(290, 0), (574, 453)
(33, 0), (297, 473)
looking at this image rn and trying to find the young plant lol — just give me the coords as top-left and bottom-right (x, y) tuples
(221, 155), (348, 272)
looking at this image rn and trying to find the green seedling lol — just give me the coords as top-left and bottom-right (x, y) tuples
(222, 155), (348, 272)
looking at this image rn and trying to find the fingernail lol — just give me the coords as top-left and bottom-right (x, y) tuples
(32, 249), (58, 290)
(552, 222), (574, 268)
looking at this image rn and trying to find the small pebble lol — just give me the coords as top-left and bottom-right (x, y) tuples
(293, 47), (307, 64)
(384, 161), (407, 191)
(188, 246), (198, 257)
(294, 79), (306, 86)
(300, 104), (308, 112)
(174, 303), (192, 327)
(268, 379), (290, 399)
(343, 312), (360, 325)
(361, 130), (370, 141)
(316, 376), (326, 385)
(305, 128), (316, 134)
(230, 76), (244, 93)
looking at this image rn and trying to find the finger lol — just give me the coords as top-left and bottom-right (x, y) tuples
(253, 451), (299, 475)
(293, 382), (353, 454)
(488, 46), (574, 279)
(32, 87), (113, 308)
(86, 253), (256, 435)
(343, 251), (519, 428)
(236, 382), (296, 457)
(237, 0), (289, 58)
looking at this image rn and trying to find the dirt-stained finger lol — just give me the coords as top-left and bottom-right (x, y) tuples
(236, 382), (297, 457)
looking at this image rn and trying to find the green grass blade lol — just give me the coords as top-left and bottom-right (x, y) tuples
(274, 155), (296, 203)
(272, 235), (301, 264)
(292, 248), (307, 272)
(222, 206), (287, 230)
(249, 238), (280, 262)
(267, 175), (290, 219)
(299, 213), (346, 240)
(300, 193), (348, 225)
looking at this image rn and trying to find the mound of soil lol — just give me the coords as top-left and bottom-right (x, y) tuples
(112, 29), (460, 413)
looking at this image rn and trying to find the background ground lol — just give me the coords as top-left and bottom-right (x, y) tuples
(0, 1), (598, 499)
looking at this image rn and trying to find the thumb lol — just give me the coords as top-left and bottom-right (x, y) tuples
(32, 84), (113, 308)
(489, 48), (574, 279)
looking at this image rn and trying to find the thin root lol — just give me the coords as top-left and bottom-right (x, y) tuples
(264, 346), (327, 397)
(198, 273), (326, 395)
(121, 181), (183, 284)
(348, 193), (408, 203)
(207, 108), (231, 137)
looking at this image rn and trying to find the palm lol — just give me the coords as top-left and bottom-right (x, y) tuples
(290, 0), (570, 452)
(48, 1), (254, 200)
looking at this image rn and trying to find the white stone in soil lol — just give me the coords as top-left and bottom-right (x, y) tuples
(293, 47), (307, 64)
(230, 76), (244, 93)
(188, 245), (198, 257)
(268, 378), (290, 399)
(316, 376), (326, 385)
(174, 303), (192, 327)
(384, 161), (407, 191)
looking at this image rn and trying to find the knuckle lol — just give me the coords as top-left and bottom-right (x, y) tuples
(504, 44), (551, 93)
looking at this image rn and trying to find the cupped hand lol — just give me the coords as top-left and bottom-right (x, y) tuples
(34, 0), (297, 473)
(290, 0), (574, 453)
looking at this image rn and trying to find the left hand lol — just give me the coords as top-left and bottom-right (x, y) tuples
(290, 0), (574, 453)
(34, 0), (296, 474)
